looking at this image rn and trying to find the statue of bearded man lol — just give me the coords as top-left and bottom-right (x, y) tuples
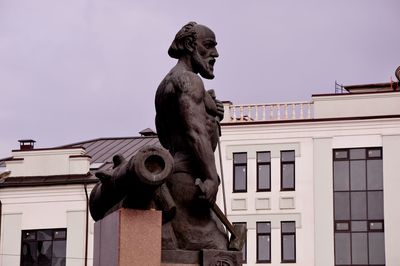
(155, 22), (228, 250)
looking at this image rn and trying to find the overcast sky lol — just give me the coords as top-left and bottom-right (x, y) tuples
(1, 0), (399, 158)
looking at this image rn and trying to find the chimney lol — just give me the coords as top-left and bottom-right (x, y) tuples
(18, 139), (36, 150)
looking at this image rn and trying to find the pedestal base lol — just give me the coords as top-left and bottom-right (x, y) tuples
(93, 208), (162, 266)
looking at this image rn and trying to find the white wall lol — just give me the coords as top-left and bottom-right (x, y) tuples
(0, 184), (95, 266)
(313, 92), (400, 119)
(221, 114), (400, 266)
(6, 148), (90, 177)
(382, 135), (400, 266)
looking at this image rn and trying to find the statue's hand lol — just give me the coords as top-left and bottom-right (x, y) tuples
(197, 178), (218, 205)
(207, 89), (224, 122)
(215, 98), (224, 122)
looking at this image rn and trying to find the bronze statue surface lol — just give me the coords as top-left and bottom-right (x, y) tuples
(89, 23), (245, 262)
(155, 22), (228, 250)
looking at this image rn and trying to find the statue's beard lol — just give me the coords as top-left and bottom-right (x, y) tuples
(192, 51), (215, 80)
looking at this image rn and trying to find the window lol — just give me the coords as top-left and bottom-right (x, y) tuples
(333, 148), (385, 266)
(233, 152), (247, 192)
(257, 152), (271, 191)
(281, 221), (296, 263)
(281, 151), (295, 191)
(21, 228), (67, 266)
(233, 222), (247, 263)
(257, 222), (271, 263)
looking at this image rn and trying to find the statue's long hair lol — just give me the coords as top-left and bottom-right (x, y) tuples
(168, 22), (198, 59)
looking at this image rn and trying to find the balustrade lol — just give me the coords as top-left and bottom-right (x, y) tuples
(225, 102), (314, 122)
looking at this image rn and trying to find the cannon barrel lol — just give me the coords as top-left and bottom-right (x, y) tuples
(131, 145), (173, 186)
(89, 145), (174, 221)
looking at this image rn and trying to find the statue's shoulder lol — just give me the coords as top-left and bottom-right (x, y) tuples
(171, 69), (204, 94)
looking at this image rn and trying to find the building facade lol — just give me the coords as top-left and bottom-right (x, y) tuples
(0, 133), (159, 266)
(0, 83), (399, 266)
(219, 85), (400, 265)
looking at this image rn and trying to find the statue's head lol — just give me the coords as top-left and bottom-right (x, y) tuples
(168, 22), (219, 79)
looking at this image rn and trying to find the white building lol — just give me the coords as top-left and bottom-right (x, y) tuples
(0, 132), (159, 266)
(219, 81), (400, 265)
(0, 80), (399, 266)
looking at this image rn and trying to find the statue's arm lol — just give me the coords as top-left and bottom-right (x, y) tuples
(175, 73), (219, 203)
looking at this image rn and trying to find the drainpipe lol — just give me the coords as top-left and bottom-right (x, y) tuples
(83, 183), (89, 266)
(0, 200), (2, 249)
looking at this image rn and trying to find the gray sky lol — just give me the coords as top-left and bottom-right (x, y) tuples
(1, 0), (399, 158)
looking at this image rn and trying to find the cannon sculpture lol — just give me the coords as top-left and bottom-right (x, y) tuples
(89, 145), (175, 223)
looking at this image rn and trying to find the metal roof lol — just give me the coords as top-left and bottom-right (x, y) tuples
(60, 136), (160, 167)
(0, 135), (161, 187)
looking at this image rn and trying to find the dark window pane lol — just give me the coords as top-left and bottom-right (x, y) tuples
(351, 221), (367, 232)
(349, 148), (366, 159)
(367, 160), (383, 190)
(369, 221), (383, 231)
(350, 160), (366, 190)
(282, 163), (294, 189)
(351, 192), (367, 220)
(334, 192), (350, 220)
(369, 232), (385, 264)
(257, 222), (271, 233)
(234, 165), (246, 191)
(233, 222), (247, 263)
(37, 230), (53, 241)
(367, 148), (382, 158)
(258, 164), (270, 190)
(368, 191), (384, 220)
(52, 257), (66, 266)
(52, 240), (66, 258)
(21, 242), (38, 265)
(336, 222), (349, 231)
(23, 231), (36, 241)
(351, 233), (368, 264)
(233, 153), (247, 164)
(335, 233), (351, 265)
(334, 161), (349, 191)
(38, 245), (52, 265)
(257, 152), (270, 163)
(334, 150), (348, 159)
(281, 151), (295, 162)
(282, 235), (295, 261)
(257, 235), (270, 262)
(40, 241), (52, 256)
(281, 222), (295, 233)
(53, 230), (66, 240)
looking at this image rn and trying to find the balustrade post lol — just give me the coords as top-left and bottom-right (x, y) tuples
(291, 104), (296, 119)
(262, 105), (266, 120)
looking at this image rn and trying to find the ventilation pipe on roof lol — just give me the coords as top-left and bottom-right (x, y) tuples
(139, 128), (157, 136)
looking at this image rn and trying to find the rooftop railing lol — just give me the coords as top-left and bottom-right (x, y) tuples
(224, 102), (314, 123)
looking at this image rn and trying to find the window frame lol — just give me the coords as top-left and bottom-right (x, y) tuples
(233, 152), (247, 193)
(20, 228), (67, 266)
(233, 222), (247, 263)
(281, 221), (296, 263)
(280, 150), (295, 191)
(257, 151), (271, 192)
(256, 221), (271, 263)
(333, 147), (385, 266)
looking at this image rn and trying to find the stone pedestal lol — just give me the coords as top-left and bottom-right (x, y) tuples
(93, 208), (162, 266)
